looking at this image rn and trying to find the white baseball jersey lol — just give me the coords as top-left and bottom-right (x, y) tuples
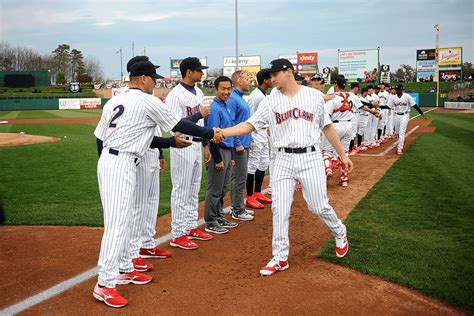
(166, 83), (204, 131)
(247, 85), (332, 149)
(247, 87), (268, 143)
(166, 82), (205, 239)
(94, 89), (179, 157)
(247, 85), (345, 262)
(388, 93), (416, 114)
(378, 90), (389, 106)
(325, 92), (360, 122)
(326, 86), (335, 94)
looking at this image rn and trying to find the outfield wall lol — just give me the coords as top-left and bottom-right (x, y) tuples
(0, 98), (107, 111)
(0, 93), (446, 111)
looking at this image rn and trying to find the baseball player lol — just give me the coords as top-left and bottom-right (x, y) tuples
(321, 75), (360, 187)
(377, 83), (390, 142)
(93, 58), (223, 308)
(387, 86), (397, 138)
(362, 85), (381, 149)
(388, 84), (425, 154)
(347, 82), (361, 156)
(167, 57), (214, 250)
(246, 69), (273, 209)
(221, 59), (352, 276)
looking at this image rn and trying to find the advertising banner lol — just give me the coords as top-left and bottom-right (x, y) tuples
(416, 49), (436, 61)
(416, 71), (435, 82)
(278, 53), (298, 66)
(440, 69), (461, 82)
(80, 98), (102, 109)
(439, 47), (462, 66)
(322, 67), (331, 85)
(58, 98), (80, 110)
(297, 52), (317, 64)
(59, 98), (102, 110)
(170, 58), (183, 70)
(416, 60), (436, 71)
(223, 67), (235, 77)
(338, 49), (379, 82)
(408, 93), (419, 105)
(241, 65), (261, 85)
(223, 56), (260, 67)
(170, 57), (207, 79)
(380, 64), (390, 83)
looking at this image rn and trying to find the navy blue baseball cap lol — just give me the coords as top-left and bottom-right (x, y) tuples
(127, 56), (160, 72)
(180, 57), (209, 73)
(262, 59), (294, 74)
(129, 60), (163, 79)
(395, 84), (404, 91)
(334, 74), (347, 88)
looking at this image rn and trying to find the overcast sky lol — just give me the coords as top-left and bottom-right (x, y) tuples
(1, 0), (472, 80)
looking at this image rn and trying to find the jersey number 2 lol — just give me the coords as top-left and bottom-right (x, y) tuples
(109, 105), (124, 128)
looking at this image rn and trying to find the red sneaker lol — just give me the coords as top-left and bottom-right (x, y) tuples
(259, 258), (289, 276)
(132, 257), (153, 272)
(116, 270), (152, 285)
(254, 192), (271, 204)
(335, 235), (349, 258)
(187, 227), (213, 241)
(348, 149), (358, 156)
(170, 235), (199, 250)
(139, 246), (172, 259)
(246, 196), (264, 209)
(93, 283), (128, 308)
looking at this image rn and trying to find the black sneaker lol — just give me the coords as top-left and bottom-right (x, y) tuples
(204, 223), (228, 234)
(218, 218), (238, 228)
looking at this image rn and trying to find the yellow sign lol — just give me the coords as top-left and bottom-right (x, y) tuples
(439, 47), (462, 66)
(241, 65), (261, 85)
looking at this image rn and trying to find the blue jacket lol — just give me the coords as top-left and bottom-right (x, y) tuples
(226, 88), (252, 148)
(204, 97), (234, 149)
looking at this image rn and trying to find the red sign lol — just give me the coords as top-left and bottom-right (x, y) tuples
(297, 52), (317, 64)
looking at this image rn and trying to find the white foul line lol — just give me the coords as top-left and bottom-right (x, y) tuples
(359, 108), (435, 157)
(0, 189), (269, 315)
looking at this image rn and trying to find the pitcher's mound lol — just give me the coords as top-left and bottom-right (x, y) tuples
(0, 133), (61, 147)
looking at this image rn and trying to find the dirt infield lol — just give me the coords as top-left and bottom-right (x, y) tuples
(0, 117), (466, 314)
(0, 133), (61, 147)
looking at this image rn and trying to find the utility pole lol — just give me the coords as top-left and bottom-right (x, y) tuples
(434, 24), (440, 107)
(116, 48), (123, 81)
(235, 0), (239, 72)
(132, 41), (135, 57)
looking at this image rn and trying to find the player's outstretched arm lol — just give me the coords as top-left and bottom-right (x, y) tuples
(323, 124), (353, 173)
(222, 122), (255, 138)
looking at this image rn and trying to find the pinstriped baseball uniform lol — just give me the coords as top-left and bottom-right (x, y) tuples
(378, 90), (390, 131)
(94, 89), (179, 288)
(386, 93), (395, 136)
(95, 89), (163, 263)
(363, 94), (379, 145)
(322, 92), (358, 154)
(247, 87), (270, 174)
(166, 83), (204, 238)
(247, 85), (346, 261)
(388, 93), (416, 150)
(357, 95), (370, 135)
(349, 92), (362, 139)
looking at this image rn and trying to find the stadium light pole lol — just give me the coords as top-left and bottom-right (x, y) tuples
(116, 48), (123, 81)
(434, 24), (440, 107)
(235, 0), (239, 72)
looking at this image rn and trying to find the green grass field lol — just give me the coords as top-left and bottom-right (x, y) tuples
(0, 109), (102, 120)
(319, 111), (474, 311)
(0, 110), (206, 226)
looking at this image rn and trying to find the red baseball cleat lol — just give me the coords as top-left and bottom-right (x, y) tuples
(397, 149), (403, 155)
(358, 145), (368, 151)
(253, 192), (271, 204)
(132, 257), (153, 272)
(260, 258), (289, 276)
(170, 235), (199, 250)
(140, 246), (172, 259)
(116, 270), (153, 285)
(187, 227), (213, 241)
(246, 195), (264, 209)
(348, 149), (358, 156)
(335, 235), (349, 258)
(93, 283), (128, 308)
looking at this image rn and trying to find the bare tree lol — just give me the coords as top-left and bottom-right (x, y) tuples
(0, 41), (17, 71)
(84, 56), (104, 82)
(208, 68), (223, 78)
